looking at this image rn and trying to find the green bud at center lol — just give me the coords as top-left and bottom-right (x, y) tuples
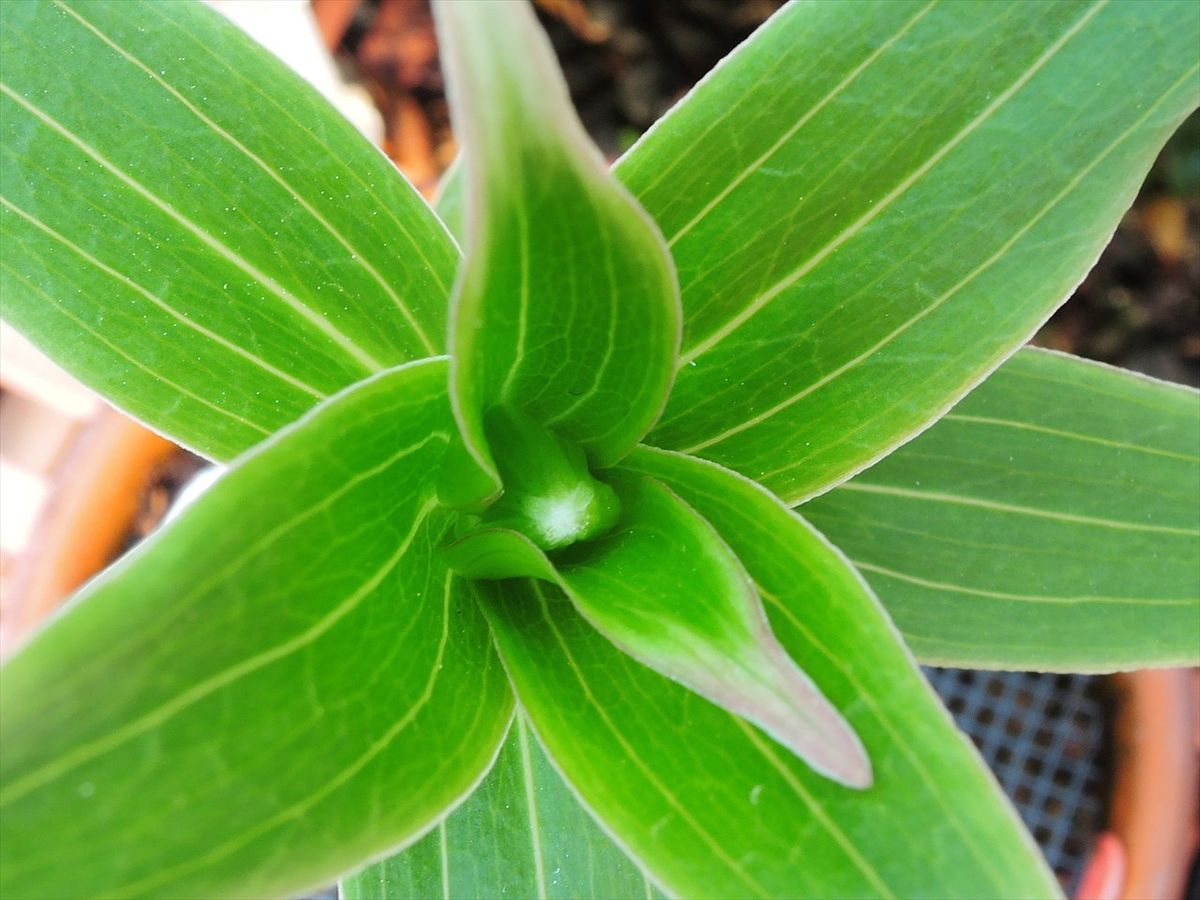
(471, 406), (620, 551)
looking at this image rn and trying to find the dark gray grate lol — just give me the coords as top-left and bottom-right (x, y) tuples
(926, 668), (1111, 893)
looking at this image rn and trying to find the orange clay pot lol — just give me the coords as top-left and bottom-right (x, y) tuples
(4, 407), (176, 650)
(1106, 669), (1199, 900)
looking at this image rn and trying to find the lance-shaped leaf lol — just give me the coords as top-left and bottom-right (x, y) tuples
(0, 360), (513, 900)
(342, 715), (663, 900)
(613, 0), (1200, 503)
(479, 449), (1056, 897)
(801, 347), (1200, 672)
(0, 0), (458, 460)
(435, 0), (680, 506)
(552, 474), (870, 789)
(446, 458), (867, 787)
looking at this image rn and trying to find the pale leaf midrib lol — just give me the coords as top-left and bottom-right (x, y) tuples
(543, 189), (622, 426)
(681, 43), (1198, 466)
(29, 431), (451, 704)
(0, 82), (384, 373)
(527, 583), (771, 900)
(729, 719), (894, 899)
(622, 454), (1035, 887)
(806, 508), (1187, 564)
(0, 490), (442, 807)
(993, 356), (1197, 413)
(869, 448), (1186, 505)
(99, 568), (459, 898)
(940, 413), (1200, 462)
(731, 57), (1200, 496)
(517, 716), (548, 900)
(614, 2), (802, 199)
(677, 0), (1108, 367)
(852, 561), (1194, 607)
(498, 187), (533, 400)
(0, 197), (328, 401)
(665, 1), (936, 248)
(904, 630), (1196, 672)
(439, 820), (451, 900)
(757, 588), (1017, 890)
(0, 260), (274, 441)
(837, 481), (1199, 535)
(144, 1), (459, 292)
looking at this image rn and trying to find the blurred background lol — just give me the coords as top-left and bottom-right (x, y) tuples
(0, 2), (1196, 897)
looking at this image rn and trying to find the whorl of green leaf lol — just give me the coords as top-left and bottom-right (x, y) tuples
(1, 0), (1196, 897)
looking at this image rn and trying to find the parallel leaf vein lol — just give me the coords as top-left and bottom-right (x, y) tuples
(731, 720), (894, 898)
(941, 413), (1199, 461)
(677, 0), (1108, 366)
(144, 1), (458, 292)
(702, 57), (1200, 466)
(518, 715), (548, 900)
(439, 820), (451, 900)
(837, 482), (1198, 535)
(0, 197), (327, 400)
(852, 561), (1194, 607)
(665, 1), (936, 247)
(54, 0), (439, 357)
(0, 261), (275, 439)
(0, 81), (384, 373)
(100, 567), (459, 898)
(758, 588), (1015, 889)
(528, 583), (770, 899)
(0, 495), (441, 807)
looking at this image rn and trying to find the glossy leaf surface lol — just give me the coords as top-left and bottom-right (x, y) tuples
(0, 0), (457, 460)
(0, 361), (513, 899)
(342, 716), (662, 900)
(481, 449), (1056, 898)
(435, 0), (679, 504)
(803, 348), (1200, 671)
(615, 0), (1200, 502)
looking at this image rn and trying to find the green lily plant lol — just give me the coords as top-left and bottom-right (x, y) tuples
(1, 0), (1198, 897)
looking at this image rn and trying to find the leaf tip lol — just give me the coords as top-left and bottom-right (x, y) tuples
(825, 743), (874, 791)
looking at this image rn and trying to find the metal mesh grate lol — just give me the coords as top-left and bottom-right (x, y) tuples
(926, 668), (1111, 893)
